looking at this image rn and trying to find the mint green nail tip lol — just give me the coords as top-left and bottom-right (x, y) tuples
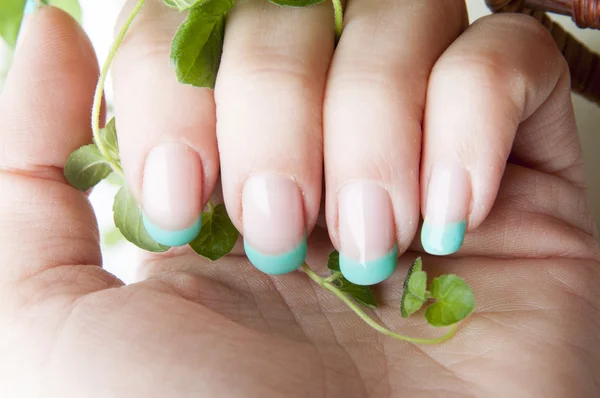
(24, 0), (36, 15)
(421, 220), (466, 256)
(340, 245), (398, 286)
(142, 214), (202, 247)
(244, 237), (307, 275)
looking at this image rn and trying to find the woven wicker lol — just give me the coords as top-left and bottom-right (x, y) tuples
(487, 0), (600, 104)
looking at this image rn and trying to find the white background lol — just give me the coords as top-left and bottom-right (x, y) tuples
(1, 0), (599, 283)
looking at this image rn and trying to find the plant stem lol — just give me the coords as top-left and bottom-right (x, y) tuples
(332, 0), (343, 40)
(301, 263), (458, 345)
(91, 0), (146, 179)
(323, 274), (340, 283)
(206, 201), (216, 213)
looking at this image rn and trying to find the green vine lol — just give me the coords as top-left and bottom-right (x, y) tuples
(332, 0), (343, 39)
(302, 263), (458, 345)
(90, 0), (147, 179)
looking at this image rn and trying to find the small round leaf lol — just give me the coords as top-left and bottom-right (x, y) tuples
(64, 144), (112, 192)
(425, 275), (475, 327)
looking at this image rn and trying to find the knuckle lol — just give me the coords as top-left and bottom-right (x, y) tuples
(477, 13), (567, 70)
(115, 0), (182, 59)
(220, 45), (319, 93)
(443, 13), (569, 112)
(494, 13), (554, 47)
(436, 49), (526, 113)
(326, 65), (426, 123)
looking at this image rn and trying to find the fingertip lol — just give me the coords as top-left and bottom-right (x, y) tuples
(141, 142), (204, 236)
(142, 214), (202, 247)
(420, 220), (466, 256)
(241, 174), (308, 275)
(420, 162), (470, 256)
(244, 236), (307, 275)
(339, 245), (398, 286)
(335, 181), (399, 284)
(111, 1), (219, 240)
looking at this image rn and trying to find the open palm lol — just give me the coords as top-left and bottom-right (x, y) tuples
(1, 6), (599, 398)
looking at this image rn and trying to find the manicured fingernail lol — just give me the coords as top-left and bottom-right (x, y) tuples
(24, 0), (37, 15)
(421, 163), (470, 255)
(142, 143), (203, 247)
(338, 182), (397, 286)
(242, 174), (306, 275)
(15, 0), (36, 51)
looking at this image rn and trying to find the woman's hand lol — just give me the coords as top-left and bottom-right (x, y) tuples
(0, 3), (599, 397)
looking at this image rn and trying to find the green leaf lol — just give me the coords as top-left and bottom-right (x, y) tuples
(193, 0), (234, 15)
(113, 185), (169, 253)
(400, 257), (428, 318)
(64, 144), (112, 191)
(334, 274), (377, 309)
(47, 0), (82, 22)
(327, 250), (377, 308)
(102, 226), (125, 247)
(105, 172), (123, 186)
(269, 0), (325, 6)
(327, 250), (340, 272)
(189, 203), (239, 260)
(0, 0), (26, 48)
(425, 274), (475, 327)
(95, 117), (120, 164)
(163, 0), (212, 11)
(170, 0), (234, 88)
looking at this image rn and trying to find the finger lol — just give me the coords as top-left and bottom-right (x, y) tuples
(324, 0), (467, 285)
(0, 7), (113, 291)
(112, 0), (219, 247)
(420, 13), (579, 256)
(456, 165), (598, 259)
(215, 1), (334, 274)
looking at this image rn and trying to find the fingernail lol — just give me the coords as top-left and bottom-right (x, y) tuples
(338, 182), (397, 286)
(142, 143), (203, 247)
(24, 0), (37, 15)
(15, 0), (36, 51)
(421, 163), (470, 255)
(242, 174), (306, 275)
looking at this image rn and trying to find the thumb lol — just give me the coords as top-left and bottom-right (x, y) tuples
(0, 6), (119, 296)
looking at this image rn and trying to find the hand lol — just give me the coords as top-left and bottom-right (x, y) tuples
(1, 2), (599, 397)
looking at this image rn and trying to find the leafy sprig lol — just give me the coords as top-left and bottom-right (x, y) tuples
(0, 0), (476, 344)
(302, 256), (470, 345)
(400, 257), (475, 327)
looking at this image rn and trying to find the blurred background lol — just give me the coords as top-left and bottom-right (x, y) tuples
(1, 0), (599, 283)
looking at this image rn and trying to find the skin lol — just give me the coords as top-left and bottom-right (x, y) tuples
(1, 3), (600, 398)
